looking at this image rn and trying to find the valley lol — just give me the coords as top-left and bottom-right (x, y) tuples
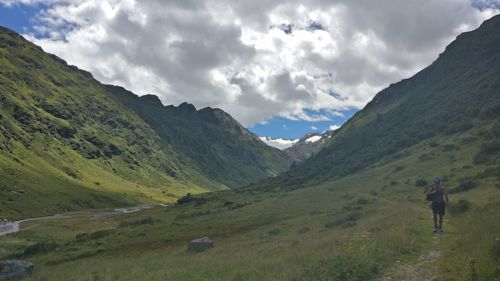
(0, 26), (290, 219)
(0, 127), (499, 280)
(0, 7), (499, 281)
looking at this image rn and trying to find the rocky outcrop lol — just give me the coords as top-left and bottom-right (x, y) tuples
(285, 130), (336, 162)
(0, 260), (34, 280)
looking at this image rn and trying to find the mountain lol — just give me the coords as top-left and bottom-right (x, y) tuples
(255, 14), (500, 189)
(0, 27), (290, 218)
(284, 130), (336, 162)
(259, 136), (299, 150)
(260, 130), (337, 162)
(106, 85), (291, 189)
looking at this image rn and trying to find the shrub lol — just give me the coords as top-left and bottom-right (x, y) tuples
(226, 203), (247, 210)
(415, 179), (428, 187)
(461, 137), (477, 144)
(176, 193), (206, 205)
(442, 144), (459, 152)
(62, 166), (80, 179)
(75, 229), (115, 241)
(418, 154), (434, 161)
(428, 141), (439, 147)
(393, 165), (405, 172)
(174, 211), (211, 220)
(296, 254), (379, 281)
(474, 141), (500, 164)
(325, 212), (361, 229)
(467, 259), (479, 281)
(342, 205), (361, 211)
(268, 228), (281, 235)
(341, 221), (356, 228)
(22, 241), (58, 256)
(325, 219), (343, 228)
(297, 227), (311, 234)
(482, 167), (500, 179)
(492, 240), (500, 263)
(444, 122), (473, 135)
(346, 212), (362, 221)
(449, 200), (471, 214)
(119, 217), (156, 228)
(355, 197), (370, 205)
(479, 103), (500, 120)
(493, 267), (500, 281)
(450, 179), (478, 194)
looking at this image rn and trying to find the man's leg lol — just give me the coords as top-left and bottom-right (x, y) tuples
(438, 203), (445, 231)
(433, 214), (438, 232)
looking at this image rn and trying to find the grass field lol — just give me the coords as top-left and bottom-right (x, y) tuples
(0, 130), (498, 281)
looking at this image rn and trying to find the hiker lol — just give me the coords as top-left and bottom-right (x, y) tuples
(426, 178), (449, 232)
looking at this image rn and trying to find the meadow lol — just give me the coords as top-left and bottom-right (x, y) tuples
(1, 130), (498, 281)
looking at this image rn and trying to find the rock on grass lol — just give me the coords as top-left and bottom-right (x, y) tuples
(187, 237), (214, 253)
(0, 260), (34, 280)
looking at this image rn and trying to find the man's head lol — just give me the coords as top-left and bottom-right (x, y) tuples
(434, 178), (441, 187)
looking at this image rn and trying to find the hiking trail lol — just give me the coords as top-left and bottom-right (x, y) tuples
(376, 232), (443, 281)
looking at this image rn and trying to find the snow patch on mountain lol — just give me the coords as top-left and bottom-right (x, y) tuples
(305, 135), (322, 143)
(260, 137), (299, 150)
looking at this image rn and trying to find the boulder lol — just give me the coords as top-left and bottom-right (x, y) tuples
(0, 260), (34, 280)
(187, 237), (214, 253)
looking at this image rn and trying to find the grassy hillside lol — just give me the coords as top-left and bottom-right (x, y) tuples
(260, 14), (500, 188)
(106, 85), (291, 188)
(0, 132), (497, 280)
(0, 27), (290, 219)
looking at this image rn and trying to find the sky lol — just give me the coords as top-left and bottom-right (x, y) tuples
(0, 0), (499, 139)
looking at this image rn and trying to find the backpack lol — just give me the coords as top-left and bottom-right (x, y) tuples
(426, 192), (434, 201)
(426, 187), (436, 201)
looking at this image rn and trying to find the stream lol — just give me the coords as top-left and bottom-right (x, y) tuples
(0, 203), (168, 237)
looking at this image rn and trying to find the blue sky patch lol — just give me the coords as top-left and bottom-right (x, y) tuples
(250, 107), (358, 139)
(0, 3), (46, 34)
(471, 0), (500, 10)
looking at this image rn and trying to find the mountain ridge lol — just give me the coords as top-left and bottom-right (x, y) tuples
(283, 130), (336, 162)
(106, 84), (291, 189)
(252, 14), (500, 189)
(0, 27), (290, 218)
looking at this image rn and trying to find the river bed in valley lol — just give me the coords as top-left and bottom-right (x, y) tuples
(0, 203), (168, 237)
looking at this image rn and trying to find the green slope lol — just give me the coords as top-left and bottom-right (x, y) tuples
(0, 27), (290, 219)
(106, 85), (291, 188)
(2, 130), (498, 280)
(260, 14), (500, 189)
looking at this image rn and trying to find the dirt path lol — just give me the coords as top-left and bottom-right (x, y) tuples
(376, 234), (443, 281)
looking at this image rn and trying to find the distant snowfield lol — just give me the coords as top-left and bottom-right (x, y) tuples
(305, 135), (322, 143)
(260, 137), (299, 150)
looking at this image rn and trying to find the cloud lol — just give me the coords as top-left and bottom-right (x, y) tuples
(329, 124), (340, 131)
(3, 0), (499, 126)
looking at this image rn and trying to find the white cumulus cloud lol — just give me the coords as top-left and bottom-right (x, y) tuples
(2, 0), (498, 126)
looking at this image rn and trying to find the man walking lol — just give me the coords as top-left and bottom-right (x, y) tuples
(426, 178), (449, 233)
